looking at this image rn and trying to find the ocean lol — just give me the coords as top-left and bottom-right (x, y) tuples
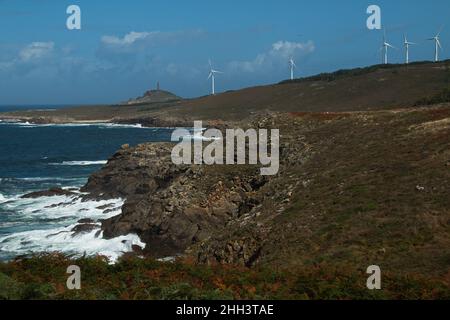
(0, 114), (174, 262)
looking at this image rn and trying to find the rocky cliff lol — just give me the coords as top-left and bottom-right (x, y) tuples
(81, 142), (275, 263)
(77, 106), (450, 277)
(79, 113), (303, 265)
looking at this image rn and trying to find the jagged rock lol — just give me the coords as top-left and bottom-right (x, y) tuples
(78, 218), (95, 224)
(21, 188), (77, 199)
(76, 141), (271, 260)
(71, 223), (98, 236)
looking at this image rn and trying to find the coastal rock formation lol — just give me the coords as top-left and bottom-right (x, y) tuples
(21, 188), (78, 199)
(80, 141), (273, 260)
(122, 89), (181, 106)
(78, 113), (307, 265)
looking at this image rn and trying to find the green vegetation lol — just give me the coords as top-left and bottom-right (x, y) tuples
(0, 254), (448, 300)
(279, 60), (448, 84)
(415, 86), (450, 106)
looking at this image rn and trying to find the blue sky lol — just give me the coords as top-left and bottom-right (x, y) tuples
(0, 0), (449, 105)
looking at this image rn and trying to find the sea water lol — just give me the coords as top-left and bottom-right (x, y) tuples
(0, 114), (173, 262)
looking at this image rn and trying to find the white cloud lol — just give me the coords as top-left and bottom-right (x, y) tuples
(101, 31), (154, 47)
(100, 29), (205, 51)
(227, 40), (315, 74)
(271, 40), (315, 59)
(19, 42), (54, 62)
(166, 63), (178, 75)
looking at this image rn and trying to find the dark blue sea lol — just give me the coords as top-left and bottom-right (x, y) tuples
(0, 107), (173, 261)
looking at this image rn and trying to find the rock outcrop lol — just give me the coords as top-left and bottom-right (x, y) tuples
(80, 141), (272, 260)
(77, 113), (307, 265)
(21, 188), (78, 199)
(122, 89), (181, 105)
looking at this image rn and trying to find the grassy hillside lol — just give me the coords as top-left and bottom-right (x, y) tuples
(7, 104), (442, 301)
(189, 104), (450, 280)
(1, 61), (450, 124)
(171, 61), (450, 121)
(1, 254), (448, 300)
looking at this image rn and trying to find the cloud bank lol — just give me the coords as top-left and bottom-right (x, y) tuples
(228, 40), (315, 74)
(0, 30), (316, 103)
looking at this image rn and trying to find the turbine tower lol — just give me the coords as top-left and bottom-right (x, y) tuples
(289, 57), (296, 80)
(428, 27), (443, 62)
(208, 60), (223, 95)
(404, 35), (416, 64)
(381, 30), (396, 64)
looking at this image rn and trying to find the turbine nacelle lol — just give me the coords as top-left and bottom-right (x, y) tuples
(207, 60), (223, 95)
(288, 57), (296, 80)
(383, 42), (396, 49)
(428, 26), (444, 62)
(404, 36), (416, 46)
(403, 35), (417, 64)
(289, 58), (296, 68)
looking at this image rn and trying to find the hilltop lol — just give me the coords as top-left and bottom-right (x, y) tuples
(1, 60), (450, 125)
(122, 89), (181, 106)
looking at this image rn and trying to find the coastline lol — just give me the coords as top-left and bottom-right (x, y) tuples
(1, 61), (449, 279)
(6, 103), (448, 277)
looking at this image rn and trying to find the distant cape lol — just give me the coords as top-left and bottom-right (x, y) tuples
(122, 89), (181, 105)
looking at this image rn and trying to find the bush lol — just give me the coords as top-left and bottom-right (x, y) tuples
(415, 87), (450, 106)
(0, 273), (23, 300)
(0, 255), (448, 300)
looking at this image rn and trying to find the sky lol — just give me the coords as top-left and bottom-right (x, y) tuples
(0, 0), (449, 105)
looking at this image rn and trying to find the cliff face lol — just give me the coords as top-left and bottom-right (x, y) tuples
(80, 112), (303, 265)
(82, 142), (273, 262)
(79, 106), (450, 277)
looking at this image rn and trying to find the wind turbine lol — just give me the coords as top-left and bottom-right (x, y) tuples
(428, 26), (443, 62)
(404, 35), (417, 64)
(289, 57), (296, 80)
(207, 60), (223, 95)
(381, 30), (396, 64)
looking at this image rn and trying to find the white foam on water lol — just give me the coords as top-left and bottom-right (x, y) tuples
(0, 227), (144, 263)
(2, 194), (123, 220)
(4, 177), (83, 182)
(0, 193), (145, 262)
(0, 192), (20, 204)
(1, 121), (152, 129)
(0, 193), (8, 203)
(99, 123), (144, 129)
(49, 161), (108, 166)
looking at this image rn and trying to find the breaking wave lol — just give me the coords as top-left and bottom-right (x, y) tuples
(0, 121), (148, 129)
(49, 161), (108, 166)
(0, 192), (145, 262)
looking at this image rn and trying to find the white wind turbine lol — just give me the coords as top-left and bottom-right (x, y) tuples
(381, 30), (396, 64)
(289, 57), (296, 80)
(404, 35), (417, 64)
(428, 26), (443, 62)
(207, 60), (223, 95)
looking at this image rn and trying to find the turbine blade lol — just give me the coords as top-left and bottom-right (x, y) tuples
(386, 43), (396, 49)
(437, 24), (445, 37)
